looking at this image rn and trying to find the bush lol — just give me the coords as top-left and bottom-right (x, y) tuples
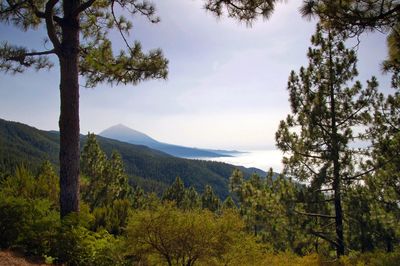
(92, 199), (131, 235)
(125, 203), (264, 265)
(0, 194), (33, 248)
(53, 212), (125, 266)
(0, 194), (59, 256)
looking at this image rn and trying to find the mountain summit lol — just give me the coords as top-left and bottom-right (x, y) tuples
(100, 124), (158, 146)
(99, 124), (236, 158)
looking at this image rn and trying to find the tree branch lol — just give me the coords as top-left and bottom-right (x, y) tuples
(314, 187), (334, 193)
(27, 0), (63, 25)
(315, 119), (331, 136)
(110, 0), (133, 53)
(131, 1), (160, 23)
(344, 156), (394, 181)
(294, 209), (336, 219)
(1, 43), (55, 72)
(337, 104), (366, 128)
(374, 3), (400, 22)
(44, 0), (61, 51)
(286, 142), (326, 160)
(6, 49), (55, 65)
(338, 88), (377, 128)
(380, 105), (400, 132)
(73, 0), (97, 16)
(320, 220), (336, 229)
(299, 159), (319, 176)
(309, 229), (339, 248)
(302, 197), (335, 204)
(321, 1), (400, 30)
(1, 0), (26, 15)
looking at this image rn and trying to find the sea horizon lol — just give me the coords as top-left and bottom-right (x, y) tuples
(191, 149), (284, 174)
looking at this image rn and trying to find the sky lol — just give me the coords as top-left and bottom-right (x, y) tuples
(0, 0), (391, 151)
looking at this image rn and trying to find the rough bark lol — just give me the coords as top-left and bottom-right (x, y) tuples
(59, 0), (81, 218)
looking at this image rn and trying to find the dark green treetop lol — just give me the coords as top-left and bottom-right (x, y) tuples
(0, 0), (169, 84)
(300, 0), (400, 35)
(300, 0), (400, 83)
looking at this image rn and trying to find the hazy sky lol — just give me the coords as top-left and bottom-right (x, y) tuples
(0, 0), (391, 150)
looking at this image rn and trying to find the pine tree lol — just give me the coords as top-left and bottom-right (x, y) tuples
(131, 186), (146, 210)
(222, 195), (237, 210)
(103, 151), (131, 202)
(0, 0), (168, 217)
(201, 185), (221, 212)
(36, 160), (59, 206)
(81, 133), (107, 209)
(81, 133), (106, 180)
(81, 133), (131, 209)
(182, 186), (201, 210)
(162, 176), (186, 208)
(229, 169), (244, 201)
(275, 25), (378, 257)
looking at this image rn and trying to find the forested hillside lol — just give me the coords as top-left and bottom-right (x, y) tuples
(0, 118), (265, 198)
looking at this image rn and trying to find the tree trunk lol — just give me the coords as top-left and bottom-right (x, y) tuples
(59, 0), (81, 218)
(332, 158), (344, 257)
(328, 32), (345, 257)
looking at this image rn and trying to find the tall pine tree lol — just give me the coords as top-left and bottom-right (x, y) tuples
(275, 25), (378, 257)
(0, 0), (168, 217)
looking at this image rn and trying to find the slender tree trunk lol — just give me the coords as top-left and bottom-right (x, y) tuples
(59, 0), (81, 218)
(332, 154), (344, 256)
(328, 33), (345, 257)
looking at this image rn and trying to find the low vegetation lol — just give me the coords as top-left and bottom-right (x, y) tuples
(0, 132), (399, 265)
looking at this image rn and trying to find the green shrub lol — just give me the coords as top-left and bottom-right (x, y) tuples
(53, 213), (125, 266)
(125, 203), (264, 265)
(92, 199), (131, 235)
(19, 199), (59, 256)
(0, 194), (59, 256)
(0, 194), (33, 248)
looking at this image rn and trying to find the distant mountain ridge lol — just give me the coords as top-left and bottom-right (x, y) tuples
(0, 118), (266, 198)
(100, 124), (242, 158)
(100, 124), (159, 146)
